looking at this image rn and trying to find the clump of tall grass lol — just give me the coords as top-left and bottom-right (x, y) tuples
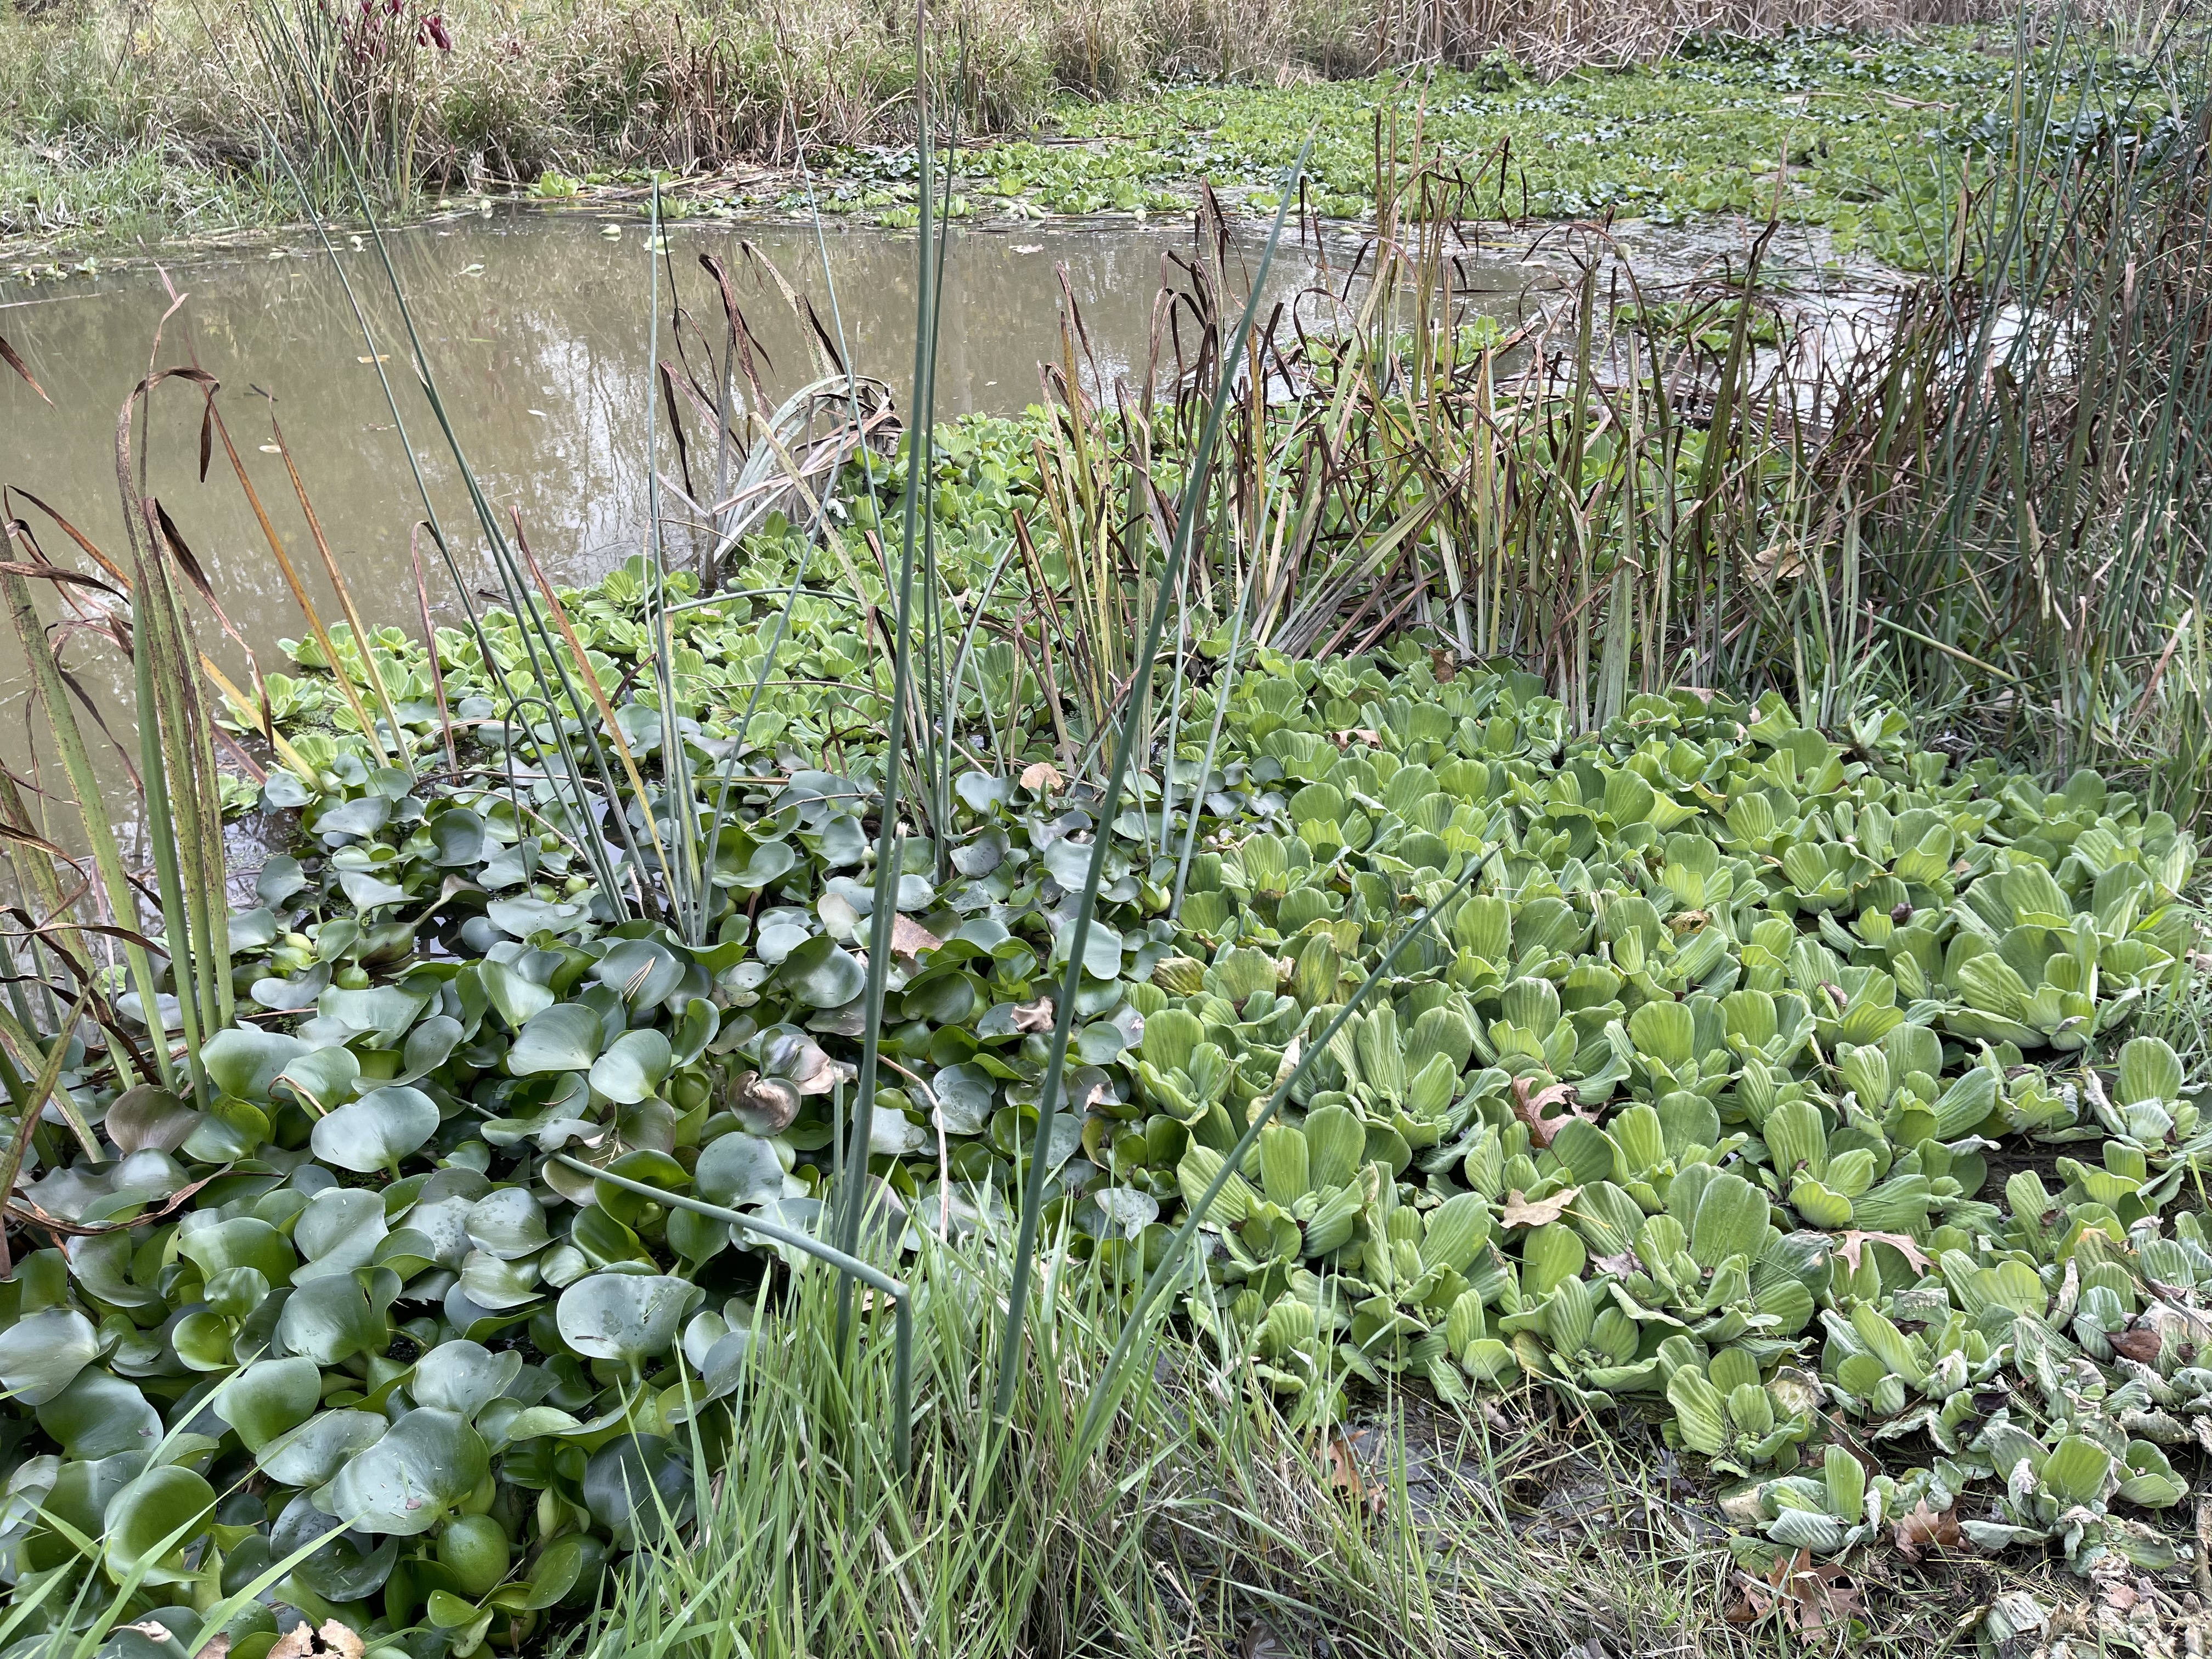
(570, 1228), (1748, 1659)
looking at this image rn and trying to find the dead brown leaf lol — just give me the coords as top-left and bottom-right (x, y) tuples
(2110, 1323), (2163, 1364)
(1427, 646), (1458, 683)
(1320, 1434), (1383, 1516)
(194, 1638), (233, 1659)
(1010, 996), (1055, 1034)
(888, 914), (942, 960)
(1501, 1186), (1582, 1229)
(1509, 1076), (1587, 1148)
(1833, 1229), (1934, 1276)
(1728, 1550), (1864, 1635)
(1893, 1498), (1966, 1561)
(1592, 1250), (1643, 1278)
(1019, 761), (1064, 795)
(319, 1623), (365, 1659)
(1328, 727), (1382, 750)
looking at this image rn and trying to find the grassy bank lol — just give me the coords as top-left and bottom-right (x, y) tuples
(0, 0), (2151, 257)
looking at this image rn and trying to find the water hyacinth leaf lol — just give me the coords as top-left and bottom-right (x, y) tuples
(466, 1187), (552, 1258)
(459, 1252), (543, 1310)
(278, 1272), (391, 1365)
(695, 1132), (783, 1208)
(590, 1030), (674, 1104)
(103, 1464), (216, 1583)
(331, 1408), (490, 1534)
(596, 939), (686, 1007)
(102, 1086), (199, 1154)
(37, 1369), (159, 1459)
(259, 1410), (388, 1488)
(214, 1355), (324, 1452)
(0, 1309), (98, 1406)
(319, 985), (429, 1045)
(930, 1064), (995, 1133)
(509, 1003), (605, 1074)
(277, 1045), (363, 1113)
(777, 935), (865, 1008)
(413, 1340), (525, 1416)
(310, 1084), (441, 1172)
(202, 1029), (307, 1103)
(582, 1434), (690, 1547)
(481, 959), (556, 1028)
(292, 1188), (390, 1278)
(401, 1013), (465, 1080)
(556, 1273), (697, 1365)
(176, 1217), (296, 1284)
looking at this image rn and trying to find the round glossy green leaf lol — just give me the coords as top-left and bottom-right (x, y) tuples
(204, 1265), (270, 1321)
(508, 1004), (605, 1075)
(36, 1367), (158, 1459)
(695, 1133), (782, 1208)
(401, 1014), (465, 1081)
(0, 1308), (98, 1406)
(103, 1086), (200, 1154)
(465, 1188), (552, 1259)
(103, 1464), (215, 1583)
(331, 1407), (490, 1536)
(595, 940), (686, 1007)
(215, 1355), (324, 1453)
(413, 1339), (524, 1417)
(202, 1029), (307, 1104)
(589, 1030), (673, 1105)
(172, 1311), (237, 1372)
(276, 1492), (400, 1601)
(276, 1273), (391, 1365)
(520, 1533), (589, 1610)
(276, 1047), (362, 1114)
(929, 1064), (995, 1134)
(582, 1434), (690, 1546)
(311, 1085), (441, 1173)
(291, 1187), (390, 1279)
(776, 935), (865, 1008)
(458, 1251), (542, 1311)
(556, 1273), (696, 1365)
(176, 1217), (296, 1285)
(259, 1409), (388, 1487)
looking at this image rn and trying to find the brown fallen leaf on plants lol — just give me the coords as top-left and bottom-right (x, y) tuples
(888, 914), (941, 960)
(1728, 1550), (1864, 1635)
(1832, 1229), (1934, 1276)
(1019, 761), (1063, 795)
(1009, 996), (1055, 1034)
(1509, 1077), (1587, 1148)
(1893, 1498), (1966, 1560)
(2109, 1323), (2163, 1364)
(1328, 727), (1382, 750)
(1501, 1186), (1582, 1229)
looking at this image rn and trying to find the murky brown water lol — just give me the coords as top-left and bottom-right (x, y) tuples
(4, 212), (1414, 645)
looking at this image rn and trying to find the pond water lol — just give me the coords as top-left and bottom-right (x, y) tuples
(0, 207), (1829, 650)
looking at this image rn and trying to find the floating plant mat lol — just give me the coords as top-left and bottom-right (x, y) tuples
(3, 537), (2208, 1656)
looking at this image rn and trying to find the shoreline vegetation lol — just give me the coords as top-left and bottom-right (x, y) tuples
(0, 2), (2188, 263)
(0, 3), (2209, 1657)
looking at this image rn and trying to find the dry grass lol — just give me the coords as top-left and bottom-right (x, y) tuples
(0, 0), (2097, 211)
